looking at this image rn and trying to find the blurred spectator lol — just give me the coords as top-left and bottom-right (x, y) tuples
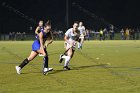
(16, 32), (20, 40)
(131, 29), (135, 40)
(129, 29), (133, 40)
(53, 31), (58, 39)
(103, 28), (108, 40)
(109, 25), (115, 40)
(9, 32), (12, 40)
(125, 28), (130, 40)
(99, 28), (103, 40)
(12, 32), (15, 40)
(120, 28), (124, 40)
(21, 32), (26, 40)
(136, 28), (140, 40)
(58, 30), (63, 39)
(85, 29), (90, 41)
(94, 31), (99, 40)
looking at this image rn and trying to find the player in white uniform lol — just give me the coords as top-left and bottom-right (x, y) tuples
(78, 22), (86, 49)
(59, 22), (79, 70)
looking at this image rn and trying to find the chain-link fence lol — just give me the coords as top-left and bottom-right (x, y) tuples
(0, 31), (140, 41)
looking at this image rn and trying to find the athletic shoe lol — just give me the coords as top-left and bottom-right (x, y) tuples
(44, 68), (53, 72)
(15, 66), (21, 74)
(63, 66), (71, 70)
(43, 68), (53, 75)
(59, 54), (63, 63)
(39, 54), (44, 56)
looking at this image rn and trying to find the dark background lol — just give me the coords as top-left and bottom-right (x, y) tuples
(0, 0), (140, 33)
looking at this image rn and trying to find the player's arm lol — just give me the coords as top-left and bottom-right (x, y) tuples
(64, 35), (69, 43)
(39, 32), (45, 51)
(45, 31), (53, 48)
(75, 30), (80, 42)
(35, 26), (39, 34)
(64, 30), (71, 44)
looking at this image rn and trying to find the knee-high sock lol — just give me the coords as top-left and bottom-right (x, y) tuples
(19, 58), (29, 69)
(43, 56), (48, 68)
(80, 43), (83, 47)
(62, 55), (71, 67)
(78, 42), (80, 49)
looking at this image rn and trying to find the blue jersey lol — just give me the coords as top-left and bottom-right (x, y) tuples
(32, 30), (51, 51)
(35, 26), (44, 38)
(38, 26), (44, 33)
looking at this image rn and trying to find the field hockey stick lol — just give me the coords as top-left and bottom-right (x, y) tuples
(59, 44), (72, 63)
(63, 47), (71, 55)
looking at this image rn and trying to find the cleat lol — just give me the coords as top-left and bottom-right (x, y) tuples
(48, 68), (53, 72)
(15, 66), (21, 74)
(43, 71), (48, 75)
(63, 66), (71, 70)
(59, 54), (63, 63)
(78, 45), (82, 50)
(43, 68), (53, 75)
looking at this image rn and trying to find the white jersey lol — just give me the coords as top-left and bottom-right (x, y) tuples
(65, 28), (78, 41)
(65, 28), (78, 49)
(78, 26), (85, 35)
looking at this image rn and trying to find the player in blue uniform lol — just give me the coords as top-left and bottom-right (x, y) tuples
(35, 21), (43, 34)
(15, 21), (53, 75)
(35, 20), (44, 38)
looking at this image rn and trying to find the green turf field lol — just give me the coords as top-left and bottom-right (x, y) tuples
(0, 40), (140, 93)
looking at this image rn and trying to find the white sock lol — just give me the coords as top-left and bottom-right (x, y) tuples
(64, 56), (71, 67)
(80, 43), (83, 47)
(78, 42), (80, 49)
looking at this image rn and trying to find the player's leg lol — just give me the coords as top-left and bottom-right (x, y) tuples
(78, 38), (81, 49)
(80, 38), (84, 48)
(62, 48), (73, 70)
(71, 49), (75, 58)
(59, 54), (64, 63)
(59, 42), (68, 63)
(15, 51), (38, 74)
(59, 41), (76, 70)
(59, 47), (70, 63)
(42, 48), (53, 75)
(77, 42), (80, 49)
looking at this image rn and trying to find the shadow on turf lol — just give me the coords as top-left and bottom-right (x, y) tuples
(49, 69), (68, 74)
(49, 64), (108, 75)
(19, 65), (140, 75)
(71, 64), (109, 70)
(20, 71), (42, 74)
